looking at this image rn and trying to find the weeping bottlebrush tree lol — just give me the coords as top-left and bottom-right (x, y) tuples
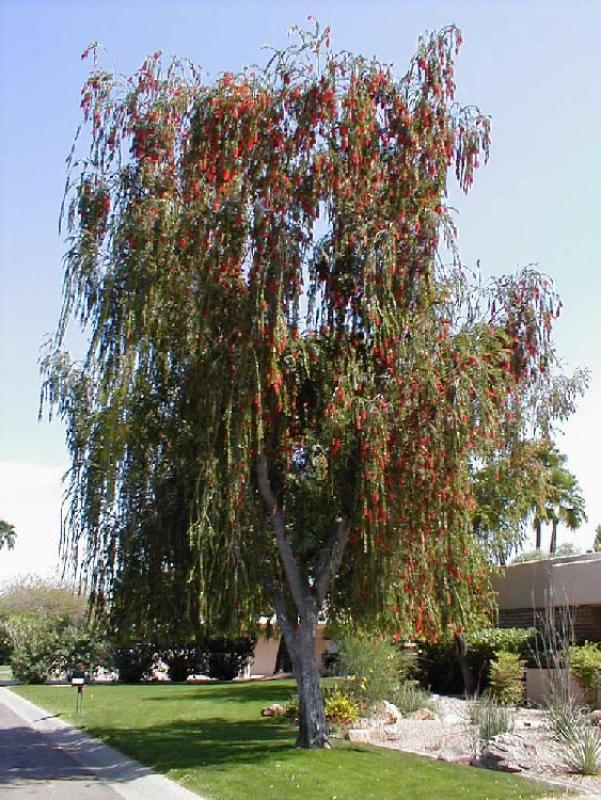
(43, 23), (564, 747)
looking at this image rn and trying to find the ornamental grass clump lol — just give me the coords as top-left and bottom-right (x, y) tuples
(469, 697), (513, 751)
(337, 635), (416, 710)
(392, 681), (439, 716)
(556, 714), (601, 776)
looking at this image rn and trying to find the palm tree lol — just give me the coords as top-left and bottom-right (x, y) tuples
(529, 443), (586, 554)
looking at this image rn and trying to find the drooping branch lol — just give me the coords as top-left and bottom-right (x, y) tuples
(313, 517), (349, 607)
(257, 454), (306, 614)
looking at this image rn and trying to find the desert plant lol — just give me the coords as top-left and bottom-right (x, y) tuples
(489, 651), (524, 705)
(338, 635), (416, 710)
(392, 681), (439, 717)
(569, 642), (601, 692)
(558, 716), (601, 775)
(469, 697), (513, 750)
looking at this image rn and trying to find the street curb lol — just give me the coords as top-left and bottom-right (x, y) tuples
(1, 687), (206, 800)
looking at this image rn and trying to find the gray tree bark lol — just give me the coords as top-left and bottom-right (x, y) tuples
(257, 454), (348, 748)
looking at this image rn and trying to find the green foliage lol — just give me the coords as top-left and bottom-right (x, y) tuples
(204, 637), (255, 681)
(392, 681), (439, 716)
(160, 642), (203, 682)
(594, 524), (601, 553)
(418, 627), (536, 695)
(552, 709), (601, 775)
(112, 643), (157, 683)
(0, 575), (88, 624)
(0, 520), (16, 551)
(470, 697), (513, 747)
(488, 651), (524, 705)
(569, 642), (601, 691)
(7, 616), (61, 683)
(44, 21), (567, 649)
(337, 635), (415, 709)
(2, 577), (110, 683)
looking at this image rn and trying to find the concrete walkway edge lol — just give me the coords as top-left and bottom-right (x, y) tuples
(1, 687), (205, 800)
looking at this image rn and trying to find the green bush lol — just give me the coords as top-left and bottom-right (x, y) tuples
(418, 627), (536, 695)
(392, 681), (439, 716)
(570, 642), (601, 691)
(112, 642), (157, 683)
(323, 687), (360, 726)
(489, 651), (524, 706)
(338, 635), (416, 710)
(160, 642), (204, 682)
(7, 616), (61, 683)
(203, 637), (255, 681)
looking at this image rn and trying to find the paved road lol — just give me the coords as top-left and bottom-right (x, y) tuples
(0, 688), (203, 799)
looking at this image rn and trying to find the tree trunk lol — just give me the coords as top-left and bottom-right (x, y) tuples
(535, 518), (542, 550)
(286, 610), (329, 749)
(454, 633), (476, 697)
(549, 519), (558, 554)
(256, 454), (348, 750)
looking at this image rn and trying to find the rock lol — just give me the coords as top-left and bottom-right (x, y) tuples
(441, 713), (463, 727)
(438, 743), (472, 764)
(589, 709), (601, 727)
(373, 701), (403, 724)
(346, 728), (371, 743)
(475, 733), (537, 773)
(411, 707), (439, 721)
(261, 703), (285, 717)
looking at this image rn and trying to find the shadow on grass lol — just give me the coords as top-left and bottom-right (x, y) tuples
(142, 682), (296, 706)
(87, 715), (304, 773)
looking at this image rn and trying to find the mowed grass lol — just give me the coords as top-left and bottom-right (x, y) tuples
(14, 681), (555, 800)
(0, 663), (13, 680)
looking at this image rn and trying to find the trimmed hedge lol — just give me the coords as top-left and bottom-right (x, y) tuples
(418, 627), (537, 696)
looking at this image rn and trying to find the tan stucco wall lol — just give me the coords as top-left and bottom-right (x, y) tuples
(494, 554), (601, 611)
(251, 625), (331, 676)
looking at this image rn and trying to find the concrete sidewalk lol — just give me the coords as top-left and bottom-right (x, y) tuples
(0, 687), (204, 799)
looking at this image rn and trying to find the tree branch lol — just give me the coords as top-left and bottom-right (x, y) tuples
(256, 454), (306, 614)
(313, 517), (349, 607)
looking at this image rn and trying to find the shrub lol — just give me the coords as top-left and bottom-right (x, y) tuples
(112, 642), (156, 683)
(7, 616), (60, 683)
(160, 642), (204, 682)
(338, 635), (416, 710)
(204, 637), (255, 681)
(489, 651), (524, 706)
(323, 687), (360, 727)
(570, 642), (601, 692)
(469, 697), (513, 750)
(418, 627), (536, 695)
(392, 681), (439, 716)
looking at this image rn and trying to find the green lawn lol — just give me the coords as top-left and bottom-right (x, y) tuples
(0, 663), (13, 680)
(13, 681), (556, 800)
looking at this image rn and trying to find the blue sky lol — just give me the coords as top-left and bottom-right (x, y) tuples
(1, 1), (600, 582)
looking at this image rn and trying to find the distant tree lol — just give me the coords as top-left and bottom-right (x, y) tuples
(593, 524), (601, 553)
(0, 520), (16, 551)
(0, 575), (87, 624)
(511, 549), (545, 564)
(553, 542), (581, 558)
